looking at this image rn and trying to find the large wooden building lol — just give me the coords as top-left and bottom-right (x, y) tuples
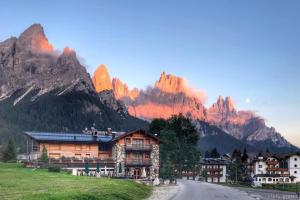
(24, 129), (160, 179)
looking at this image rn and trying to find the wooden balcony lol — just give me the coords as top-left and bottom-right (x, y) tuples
(48, 158), (115, 168)
(203, 168), (223, 172)
(266, 160), (278, 165)
(125, 159), (152, 167)
(207, 173), (223, 178)
(125, 144), (152, 152)
(266, 167), (288, 172)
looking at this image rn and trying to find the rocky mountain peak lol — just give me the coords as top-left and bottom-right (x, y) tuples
(92, 64), (113, 92)
(225, 96), (235, 113)
(112, 78), (139, 101)
(63, 47), (75, 55)
(17, 24), (53, 53)
(155, 72), (186, 94)
(0, 24), (94, 101)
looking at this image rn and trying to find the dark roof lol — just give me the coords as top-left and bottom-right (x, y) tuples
(113, 129), (161, 143)
(24, 131), (114, 143)
(200, 158), (228, 165)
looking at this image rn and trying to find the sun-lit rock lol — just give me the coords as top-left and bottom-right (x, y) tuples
(92, 64), (113, 92)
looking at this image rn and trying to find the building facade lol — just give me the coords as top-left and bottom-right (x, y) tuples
(200, 158), (227, 183)
(287, 154), (300, 182)
(24, 129), (160, 180)
(252, 154), (296, 186)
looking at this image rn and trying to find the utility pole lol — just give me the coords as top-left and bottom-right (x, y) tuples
(235, 165), (238, 183)
(296, 182), (300, 199)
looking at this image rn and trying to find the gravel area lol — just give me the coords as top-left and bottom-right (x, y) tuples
(148, 184), (181, 200)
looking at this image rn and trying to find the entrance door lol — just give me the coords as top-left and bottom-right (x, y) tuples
(133, 168), (141, 179)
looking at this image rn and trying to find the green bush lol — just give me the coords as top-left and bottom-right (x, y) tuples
(48, 166), (61, 172)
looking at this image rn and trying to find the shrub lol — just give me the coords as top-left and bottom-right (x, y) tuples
(48, 165), (61, 172)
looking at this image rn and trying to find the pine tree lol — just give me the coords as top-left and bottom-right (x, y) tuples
(2, 139), (17, 162)
(40, 145), (49, 164)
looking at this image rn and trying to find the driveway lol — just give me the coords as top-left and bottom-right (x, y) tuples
(173, 180), (257, 200)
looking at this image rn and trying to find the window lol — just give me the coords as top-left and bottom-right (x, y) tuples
(295, 171), (297, 174)
(285, 178), (290, 183)
(99, 143), (112, 151)
(145, 153), (150, 159)
(295, 164), (298, 168)
(258, 165), (262, 168)
(75, 154), (81, 158)
(125, 138), (131, 144)
(259, 179), (261, 182)
(268, 178), (272, 182)
(295, 158), (298, 161)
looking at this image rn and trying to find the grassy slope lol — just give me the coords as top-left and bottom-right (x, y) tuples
(0, 163), (151, 200)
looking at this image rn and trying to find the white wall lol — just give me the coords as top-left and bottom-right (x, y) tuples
(254, 159), (267, 175)
(288, 155), (300, 182)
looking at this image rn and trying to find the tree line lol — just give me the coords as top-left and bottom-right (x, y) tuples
(149, 114), (201, 181)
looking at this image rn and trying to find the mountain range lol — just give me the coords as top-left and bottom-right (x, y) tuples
(92, 64), (298, 153)
(0, 24), (298, 154)
(0, 24), (147, 149)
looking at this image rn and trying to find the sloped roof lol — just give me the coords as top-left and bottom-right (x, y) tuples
(24, 131), (113, 143)
(113, 129), (161, 142)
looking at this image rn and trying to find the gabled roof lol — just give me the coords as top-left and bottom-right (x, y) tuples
(24, 131), (113, 143)
(113, 129), (161, 142)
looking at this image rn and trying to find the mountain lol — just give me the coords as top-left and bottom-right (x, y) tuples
(195, 120), (257, 154)
(92, 67), (298, 153)
(92, 64), (113, 92)
(112, 78), (139, 102)
(0, 24), (148, 149)
(126, 72), (207, 120)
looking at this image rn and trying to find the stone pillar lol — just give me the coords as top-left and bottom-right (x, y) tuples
(113, 144), (125, 177)
(150, 144), (159, 179)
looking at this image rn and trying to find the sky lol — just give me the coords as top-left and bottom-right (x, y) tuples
(0, 0), (299, 146)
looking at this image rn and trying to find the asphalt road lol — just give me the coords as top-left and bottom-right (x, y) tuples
(172, 180), (257, 200)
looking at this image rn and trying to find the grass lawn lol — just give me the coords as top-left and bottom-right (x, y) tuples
(262, 183), (300, 192)
(0, 163), (152, 200)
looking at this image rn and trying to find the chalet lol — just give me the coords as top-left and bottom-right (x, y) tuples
(252, 154), (295, 186)
(200, 158), (228, 183)
(23, 129), (160, 179)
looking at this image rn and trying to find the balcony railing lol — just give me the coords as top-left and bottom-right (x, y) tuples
(203, 168), (223, 172)
(125, 159), (152, 166)
(207, 173), (223, 178)
(266, 160), (278, 165)
(125, 144), (152, 151)
(266, 167), (288, 172)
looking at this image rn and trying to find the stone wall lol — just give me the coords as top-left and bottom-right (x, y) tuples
(150, 144), (159, 179)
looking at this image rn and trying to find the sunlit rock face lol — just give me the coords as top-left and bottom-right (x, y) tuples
(17, 24), (53, 53)
(125, 72), (207, 120)
(92, 64), (113, 92)
(155, 72), (206, 101)
(112, 78), (139, 101)
(104, 69), (293, 149)
(0, 24), (93, 101)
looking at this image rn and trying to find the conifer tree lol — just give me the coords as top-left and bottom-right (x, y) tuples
(2, 139), (17, 162)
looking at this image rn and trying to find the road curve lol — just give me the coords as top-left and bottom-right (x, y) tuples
(172, 179), (256, 200)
